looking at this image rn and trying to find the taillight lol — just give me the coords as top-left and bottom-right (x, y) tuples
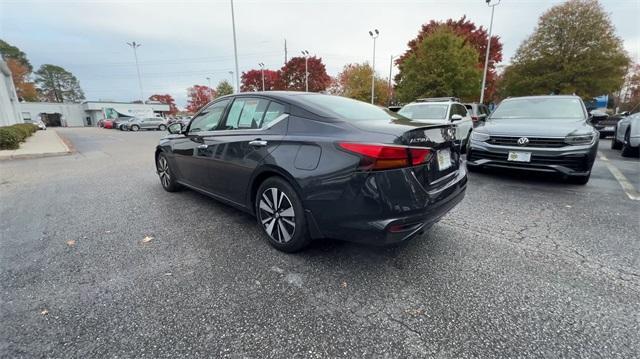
(471, 116), (478, 122)
(337, 142), (431, 171)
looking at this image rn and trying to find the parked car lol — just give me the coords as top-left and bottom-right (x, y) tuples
(102, 119), (115, 129)
(125, 117), (167, 131)
(35, 120), (46, 130)
(155, 92), (467, 252)
(114, 117), (134, 130)
(611, 112), (640, 157)
(464, 103), (491, 126)
(397, 97), (473, 151)
(467, 95), (598, 184)
(589, 109), (620, 138)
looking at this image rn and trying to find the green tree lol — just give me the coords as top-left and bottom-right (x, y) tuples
(34, 64), (85, 103)
(334, 63), (389, 106)
(0, 39), (32, 71)
(395, 28), (481, 103)
(216, 80), (234, 96)
(500, 0), (629, 98)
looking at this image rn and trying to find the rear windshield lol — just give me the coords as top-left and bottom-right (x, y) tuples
(297, 94), (404, 121)
(491, 98), (585, 119)
(398, 104), (448, 120)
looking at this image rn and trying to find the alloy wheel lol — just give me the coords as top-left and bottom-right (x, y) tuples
(157, 156), (171, 188)
(258, 187), (296, 243)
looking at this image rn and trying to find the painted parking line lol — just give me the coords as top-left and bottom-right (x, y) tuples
(598, 152), (640, 201)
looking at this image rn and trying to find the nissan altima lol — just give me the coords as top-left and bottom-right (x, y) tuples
(467, 95), (598, 184)
(155, 92), (467, 252)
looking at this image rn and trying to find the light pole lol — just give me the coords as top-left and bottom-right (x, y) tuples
(301, 50), (309, 92)
(206, 77), (213, 101)
(126, 41), (144, 102)
(388, 54), (395, 107)
(228, 71), (234, 92)
(369, 29), (379, 104)
(230, 0), (240, 93)
(480, 0), (500, 104)
(258, 62), (265, 91)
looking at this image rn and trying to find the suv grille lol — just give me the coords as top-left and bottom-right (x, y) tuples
(469, 151), (588, 171)
(487, 136), (567, 148)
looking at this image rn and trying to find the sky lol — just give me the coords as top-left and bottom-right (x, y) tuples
(1, 0), (638, 107)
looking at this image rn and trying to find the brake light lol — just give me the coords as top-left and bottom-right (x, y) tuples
(471, 116), (478, 122)
(338, 142), (431, 170)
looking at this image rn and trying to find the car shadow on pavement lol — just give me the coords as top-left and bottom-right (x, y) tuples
(469, 167), (585, 187)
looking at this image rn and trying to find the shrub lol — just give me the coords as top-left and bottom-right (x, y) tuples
(0, 123), (39, 150)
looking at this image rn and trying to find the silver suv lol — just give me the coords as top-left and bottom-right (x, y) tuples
(397, 97), (473, 150)
(124, 117), (167, 131)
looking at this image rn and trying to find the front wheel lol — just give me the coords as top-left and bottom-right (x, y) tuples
(159, 124), (167, 131)
(611, 129), (622, 150)
(621, 130), (639, 157)
(130, 125), (140, 132)
(255, 177), (311, 252)
(156, 153), (181, 192)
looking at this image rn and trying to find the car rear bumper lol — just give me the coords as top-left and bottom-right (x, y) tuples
(467, 140), (597, 176)
(305, 165), (468, 245)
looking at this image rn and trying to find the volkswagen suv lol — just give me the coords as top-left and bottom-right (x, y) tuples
(467, 95), (598, 185)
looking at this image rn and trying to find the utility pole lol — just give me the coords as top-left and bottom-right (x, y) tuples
(284, 39), (288, 64)
(206, 77), (213, 101)
(228, 71), (234, 92)
(369, 29), (379, 104)
(388, 54), (394, 107)
(259, 63), (265, 91)
(480, 0), (500, 104)
(230, 0), (240, 93)
(301, 50), (309, 92)
(126, 41), (144, 102)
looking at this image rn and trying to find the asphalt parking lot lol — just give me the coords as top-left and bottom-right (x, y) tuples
(1, 128), (639, 358)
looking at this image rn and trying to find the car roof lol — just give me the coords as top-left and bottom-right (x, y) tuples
(502, 95), (582, 102)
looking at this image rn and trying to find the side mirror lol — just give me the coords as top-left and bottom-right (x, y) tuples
(168, 123), (183, 134)
(451, 114), (463, 122)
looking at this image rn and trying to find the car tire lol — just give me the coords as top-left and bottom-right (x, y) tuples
(569, 173), (590, 185)
(159, 124), (167, 131)
(255, 177), (311, 253)
(621, 129), (638, 157)
(130, 125), (140, 132)
(598, 131), (606, 139)
(611, 128), (622, 150)
(156, 153), (181, 192)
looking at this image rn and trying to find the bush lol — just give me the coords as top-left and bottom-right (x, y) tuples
(0, 123), (39, 150)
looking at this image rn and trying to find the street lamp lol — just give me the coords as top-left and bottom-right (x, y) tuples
(388, 54), (395, 107)
(126, 41), (144, 102)
(228, 71), (234, 92)
(230, 0), (240, 93)
(368, 29), (379, 104)
(206, 77), (213, 101)
(301, 50), (309, 92)
(258, 62), (265, 91)
(480, 0), (500, 104)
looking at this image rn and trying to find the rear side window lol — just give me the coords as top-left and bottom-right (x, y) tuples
(262, 102), (286, 127)
(298, 94), (403, 121)
(224, 98), (269, 130)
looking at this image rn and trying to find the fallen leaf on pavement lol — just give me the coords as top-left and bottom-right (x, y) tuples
(141, 236), (154, 243)
(65, 240), (76, 247)
(40, 309), (49, 316)
(340, 281), (347, 288)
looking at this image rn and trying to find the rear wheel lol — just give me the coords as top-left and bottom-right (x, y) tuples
(621, 129), (639, 157)
(130, 125), (140, 132)
(156, 153), (181, 192)
(159, 124), (167, 131)
(611, 128), (622, 150)
(255, 177), (310, 252)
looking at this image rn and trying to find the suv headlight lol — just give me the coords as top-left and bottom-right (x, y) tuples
(471, 131), (490, 142)
(565, 134), (595, 145)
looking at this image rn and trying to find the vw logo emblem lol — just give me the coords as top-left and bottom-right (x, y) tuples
(517, 137), (529, 146)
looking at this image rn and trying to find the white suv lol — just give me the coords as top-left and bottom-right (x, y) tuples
(398, 97), (473, 150)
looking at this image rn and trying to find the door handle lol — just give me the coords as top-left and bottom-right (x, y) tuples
(197, 144), (208, 149)
(249, 140), (268, 147)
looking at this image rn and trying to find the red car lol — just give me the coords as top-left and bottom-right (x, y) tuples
(101, 119), (115, 129)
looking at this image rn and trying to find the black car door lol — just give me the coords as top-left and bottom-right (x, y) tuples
(197, 97), (288, 206)
(170, 99), (231, 187)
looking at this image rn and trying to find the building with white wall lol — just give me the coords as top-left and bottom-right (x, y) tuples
(0, 60), (22, 126)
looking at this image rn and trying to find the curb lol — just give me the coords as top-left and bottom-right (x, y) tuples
(0, 130), (73, 161)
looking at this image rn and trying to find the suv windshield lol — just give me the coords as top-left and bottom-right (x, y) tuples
(491, 97), (585, 119)
(298, 94), (404, 121)
(398, 104), (448, 120)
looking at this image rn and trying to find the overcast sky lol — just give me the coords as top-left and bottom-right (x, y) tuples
(1, 0), (638, 107)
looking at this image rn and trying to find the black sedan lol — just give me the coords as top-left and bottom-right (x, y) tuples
(155, 92), (467, 252)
